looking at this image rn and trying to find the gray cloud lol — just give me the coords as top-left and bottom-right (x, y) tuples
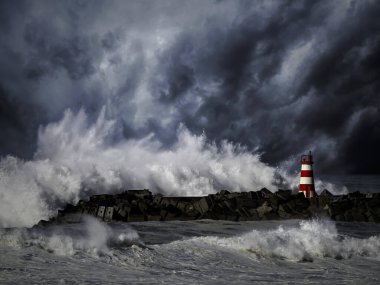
(0, 0), (379, 174)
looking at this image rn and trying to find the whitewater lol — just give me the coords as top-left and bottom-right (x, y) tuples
(0, 218), (379, 284)
(0, 108), (346, 228)
(0, 109), (376, 284)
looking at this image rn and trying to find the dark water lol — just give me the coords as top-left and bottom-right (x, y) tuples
(1, 218), (380, 284)
(320, 175), (380, 193)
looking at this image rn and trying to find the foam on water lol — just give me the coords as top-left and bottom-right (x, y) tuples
(1, 219), (379, 284)
(170, 220), (380, 262)
(0, 109), (278, 227)
(0, 108), (348, 228)
(0, 217), (142, 257)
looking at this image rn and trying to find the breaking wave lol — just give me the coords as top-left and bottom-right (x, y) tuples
(0, 108), (279, 227)
(0, 216), (141, 256)
(178, 220), (380, 262)
(0, 108), (346, 227)
(1, 218), (378, 271)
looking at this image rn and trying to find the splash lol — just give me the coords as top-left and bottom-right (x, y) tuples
(0, 108), (282, 227)
(0, 216), (141, 256)
(179, 220), (380, 262)
(0, 108), (346, 227)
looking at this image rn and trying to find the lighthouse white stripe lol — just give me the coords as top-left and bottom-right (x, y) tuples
(300, 177), (313, 184)
(301, 164), (312, 171)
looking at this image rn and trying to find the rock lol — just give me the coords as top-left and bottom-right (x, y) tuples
(36, 219), (51, 227)
(160, 197), (179, 208)
(276, 189), (292, 201)
(219, 190), (230, 196)
(278, 204), (293, 219)
(38, 188), (380, 226)
(97, 206), (106, 219)
(326, 199), (353, 219)
(348, 191), (365, 198)
(320, 189), (333, 197)
(257, 188), (274, 199)
(222, 199), (237, 211)
(114, 204), (130, 219)
(104, 206), (114, 221)
(153, 194), (163, 205)
(127, 189), (152, 200)
(235, 193), (259, 208)
(161, 204), (182, 221)
(146, 213), (161, 221)
(344, 209), (367, 222)
(193, 196), (213, 215)
(90, 194), (115, 206)
(138, 200), (148, 213)
(256, 201), (273, 218)
(127, 205), (145, 222)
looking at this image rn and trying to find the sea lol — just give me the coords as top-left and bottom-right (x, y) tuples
(0, 176), (379, 284)
(1, 219), (380, 284)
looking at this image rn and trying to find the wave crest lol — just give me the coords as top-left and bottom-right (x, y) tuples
(182, 220), (380, 262)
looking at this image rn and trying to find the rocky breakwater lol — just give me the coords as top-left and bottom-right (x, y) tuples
(318, 190), (380, 222)
(36, 189), (380, 226)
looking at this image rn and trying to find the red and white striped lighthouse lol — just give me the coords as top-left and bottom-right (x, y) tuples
(299, 151), (316, 198)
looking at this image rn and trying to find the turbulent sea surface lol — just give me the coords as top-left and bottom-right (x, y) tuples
(1, 218), (380, 284)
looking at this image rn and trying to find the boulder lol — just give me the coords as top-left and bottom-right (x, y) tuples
(104, 206), (114, 221)
(326, 199), (353, 219)
(275, 189), (292, 201)
(127, 205), (145, 222)
(222, 199), (237, 211)
(348, 191), (365, 198)
(160, 197), (179, 208)
(256, 201), (273, 219)
(344, 208), (367, 222)
(257, 188), (274, 199)
(161, 204), (182, 221)
(153, 194), (163, 205)
(97, 206), (106, 219)
(278, 204), (293, 219)
(219, 190), (230, 196)
(319, 189), (333, 197)
(38, 188), (380, 225)
(235, 196), (259, 209)
(193, 196), (213, 215)
(127, 189), (152, 200)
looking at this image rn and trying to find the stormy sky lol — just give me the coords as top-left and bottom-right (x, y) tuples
(1, 0), (380, 175)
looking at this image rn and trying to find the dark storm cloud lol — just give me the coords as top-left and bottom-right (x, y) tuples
(0, 0), (379, 173)
(150, 0), (380, 174)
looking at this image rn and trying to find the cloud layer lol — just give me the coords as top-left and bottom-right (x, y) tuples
(0, 0), (379, 175)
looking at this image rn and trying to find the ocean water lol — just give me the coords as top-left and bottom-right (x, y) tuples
(319, 175), (380, 193)
(1, 218), (380, 284)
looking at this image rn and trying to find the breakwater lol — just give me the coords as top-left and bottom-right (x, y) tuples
(37, 189), (380, 226)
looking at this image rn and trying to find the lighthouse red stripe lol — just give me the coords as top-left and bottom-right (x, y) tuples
(300, 170), (313, 177)
(299, 184), (307, 191)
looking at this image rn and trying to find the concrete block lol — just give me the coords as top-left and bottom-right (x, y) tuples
(104, 206), (114, 221)
(97, 206), (106, 219)
(193, 197), (213, 215)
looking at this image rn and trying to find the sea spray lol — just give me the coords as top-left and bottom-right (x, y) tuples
(0, 108), (275, 227)
(0, 216), (142, 256)
(171, 219), (380, 262)
(0, 108), (346, 227)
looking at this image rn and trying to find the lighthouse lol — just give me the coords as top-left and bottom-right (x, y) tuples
(299, 151), (316, 198)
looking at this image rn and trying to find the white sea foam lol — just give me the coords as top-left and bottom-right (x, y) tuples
(0, 108), (281, 227)
(181, 220), (380, 262)
(0, 108), (346, 227)
(0, 217), (141, 256)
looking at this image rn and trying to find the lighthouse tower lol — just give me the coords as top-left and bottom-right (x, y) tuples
(299, 151), (316, 198)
